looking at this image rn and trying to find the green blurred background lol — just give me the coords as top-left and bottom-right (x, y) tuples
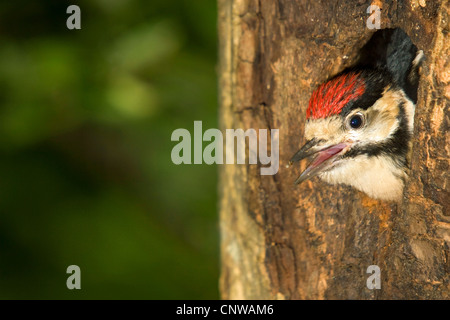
(0, 0), (219, 299)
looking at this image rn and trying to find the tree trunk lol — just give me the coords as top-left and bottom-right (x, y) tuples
(218, 0), (449, 299)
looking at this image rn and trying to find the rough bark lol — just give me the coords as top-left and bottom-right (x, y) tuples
(218, 0), (449, 299)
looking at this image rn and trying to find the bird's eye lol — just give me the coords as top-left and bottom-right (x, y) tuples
(348, 113), (364, 129)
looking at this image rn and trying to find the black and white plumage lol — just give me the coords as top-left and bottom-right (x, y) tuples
(289, 29), (423, 201)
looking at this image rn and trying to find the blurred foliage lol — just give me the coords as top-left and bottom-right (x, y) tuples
(0, 0), (218, 299)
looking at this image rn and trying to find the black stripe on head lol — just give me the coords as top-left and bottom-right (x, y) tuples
(342, 100), (411, 167)
(339, 69), (393, 118)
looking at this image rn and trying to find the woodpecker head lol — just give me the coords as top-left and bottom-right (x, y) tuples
(289, 68), (417, 201)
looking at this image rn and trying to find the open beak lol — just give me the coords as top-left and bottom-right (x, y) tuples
(289, 138), (349, 185)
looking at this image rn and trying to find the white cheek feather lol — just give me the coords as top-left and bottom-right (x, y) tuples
(355, 90), (402, 143)
(363, 88), (415, 142)
(319, 154), (406, 201)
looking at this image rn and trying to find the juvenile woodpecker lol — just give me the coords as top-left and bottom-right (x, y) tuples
(289, 29), (423, 201)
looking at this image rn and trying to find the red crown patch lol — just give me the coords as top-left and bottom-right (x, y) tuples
(306, 72), (366, 119)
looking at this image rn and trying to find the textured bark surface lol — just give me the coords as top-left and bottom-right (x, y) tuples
(218, 0), (449, 299)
